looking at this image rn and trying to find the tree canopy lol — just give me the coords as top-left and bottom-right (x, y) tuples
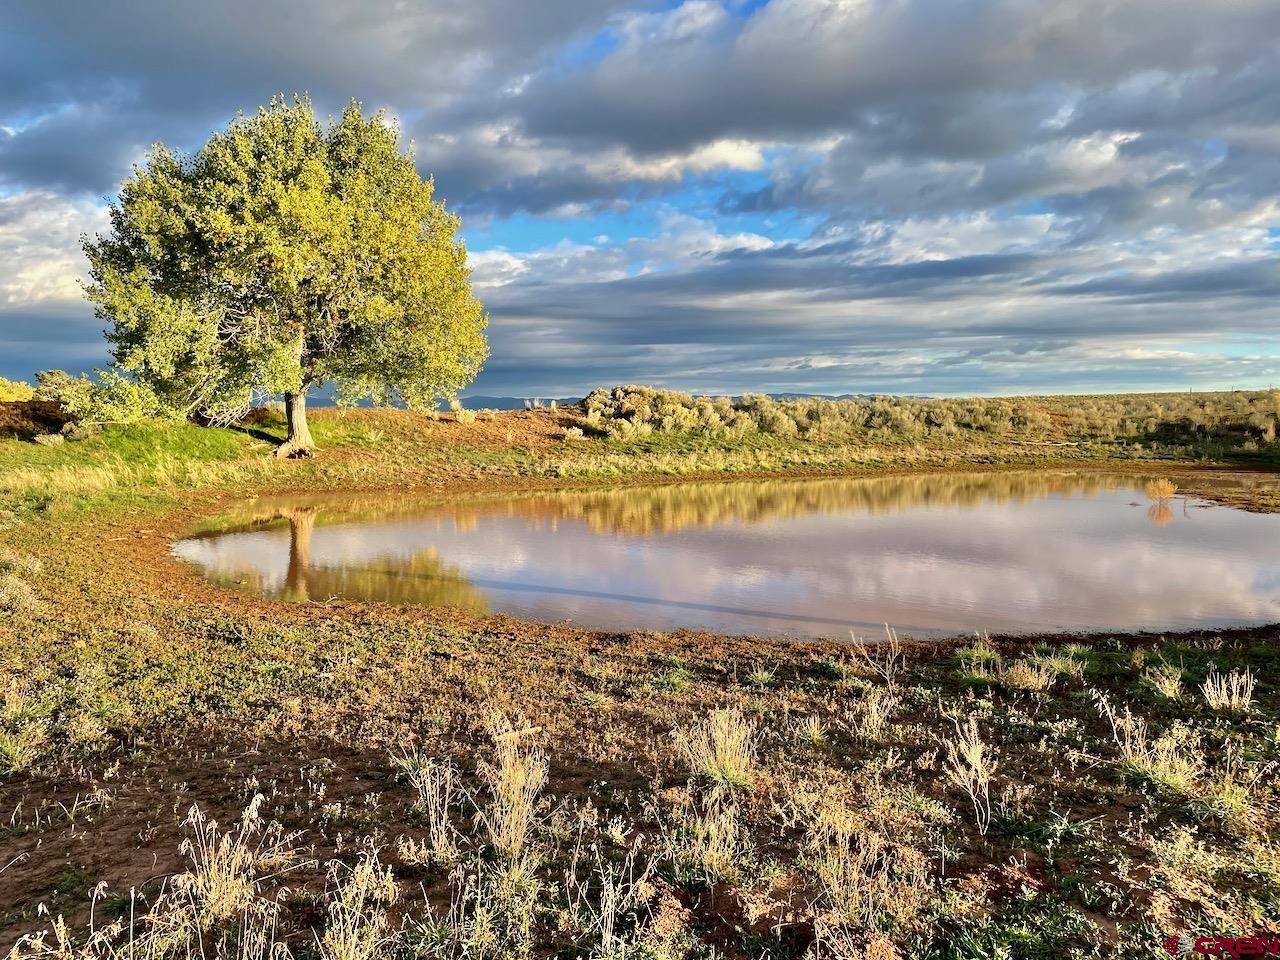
(83, 95), (488, 454)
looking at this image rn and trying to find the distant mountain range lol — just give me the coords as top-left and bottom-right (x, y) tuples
(458, 395), (582, 410)
(456, 392), (886, 410)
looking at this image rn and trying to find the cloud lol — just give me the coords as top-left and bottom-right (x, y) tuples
(0, 191), (104, 305)
(0, 0), (1276, 394)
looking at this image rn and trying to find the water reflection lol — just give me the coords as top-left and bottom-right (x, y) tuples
(173, 471), (1280, 638)
(214, 505), (490, 612)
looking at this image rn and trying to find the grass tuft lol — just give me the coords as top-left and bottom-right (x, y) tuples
(675, 708), (758, 789)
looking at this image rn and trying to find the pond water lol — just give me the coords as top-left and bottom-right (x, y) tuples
(173, 471), (1280, 639)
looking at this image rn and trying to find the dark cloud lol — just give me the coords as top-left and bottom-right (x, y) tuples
(0, 0), (639, 194)
(0, 0), (1276, 396)
(0, 302), (104, 380)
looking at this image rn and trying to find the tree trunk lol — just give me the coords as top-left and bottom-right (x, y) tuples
(276, 389), (316, 458)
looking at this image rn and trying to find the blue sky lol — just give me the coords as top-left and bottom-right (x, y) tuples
(1, 0), (1278, 398)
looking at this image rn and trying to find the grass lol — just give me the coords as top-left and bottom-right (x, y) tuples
(1096, 693), (1206, 795)
(478, 720), (548, 863)
(1201, 666), (1256, 713)
(674, 708), (758, 789)
(0, 393), (1277, 955)
(943, 717), (997, 835)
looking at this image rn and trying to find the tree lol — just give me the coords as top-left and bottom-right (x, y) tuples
(83, 95), (488, 456)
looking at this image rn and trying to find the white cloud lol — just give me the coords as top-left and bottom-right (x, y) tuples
(0, 191), (104, 306)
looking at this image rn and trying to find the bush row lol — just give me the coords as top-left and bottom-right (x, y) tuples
(581, 385), (1280, 446)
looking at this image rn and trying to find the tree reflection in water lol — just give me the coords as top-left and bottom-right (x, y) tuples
(209, 505), (490, 611)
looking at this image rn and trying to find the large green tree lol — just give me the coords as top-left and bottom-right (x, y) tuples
(84, 96), (488, 456)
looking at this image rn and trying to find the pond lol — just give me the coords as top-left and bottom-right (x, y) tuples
(172, 471), (1280, 639)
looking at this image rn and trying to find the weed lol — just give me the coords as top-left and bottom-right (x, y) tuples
(848, 625), (906, 687)
(671, 792), (746, 884)
(1143, 663), (1184, 700)
(794, 713), (829, 746)
(317, 853), (398, 960)
(174, 796), (302, 925)
(1000, 659), (1056, 691)
(1095, 692), (1203, 794)
(846, 688), (900, 743)
(393, 748), (463, 865)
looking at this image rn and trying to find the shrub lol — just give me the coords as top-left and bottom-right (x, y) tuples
(574, 384), (1280, 456)
(0, 377), (35, 402)
(35, 368), (164, 425)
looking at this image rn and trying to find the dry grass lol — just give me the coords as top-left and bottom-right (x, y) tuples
(793, 713), (828, 745)
(174, 796), (302, 926)
(847, 625), (906, 687)
(806, 822), (930, 934)
(1000, 658), (1056, 691)
(393, 748), (463, 866)
(1096, 692), (1204, 794)
(477, 720), (548, 862)
(674, 708), (758, 789)
(316, 854), (398, 960)
(0, 456), (268, 501)
(942, 717), (997, 835)
(845, 687), (899, 743)
(1200, 665), (1255, 713)
(4, 628), (1276, 958)
(672, 792), (747, 884)
(1143, 663), (1185, 700)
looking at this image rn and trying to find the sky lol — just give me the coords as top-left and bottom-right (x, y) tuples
(1, 0), (1278, 399)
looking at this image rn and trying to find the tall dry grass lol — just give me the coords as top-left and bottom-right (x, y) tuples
(478, 720), (548, 862)
(943, 717), (997, 835)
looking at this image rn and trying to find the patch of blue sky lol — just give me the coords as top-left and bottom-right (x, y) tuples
(675, 169), (816, 240)
(545, 0), (772, 77)
(464, 206), (662, 253)
(1002, 199), (1055, 218)
(727, 0), (774, 17)
(549, 25), (622, 74)
(1168, 340), (1279, 359)
(1201, 137), (1228, 162)
(467, 164), (814, 255)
